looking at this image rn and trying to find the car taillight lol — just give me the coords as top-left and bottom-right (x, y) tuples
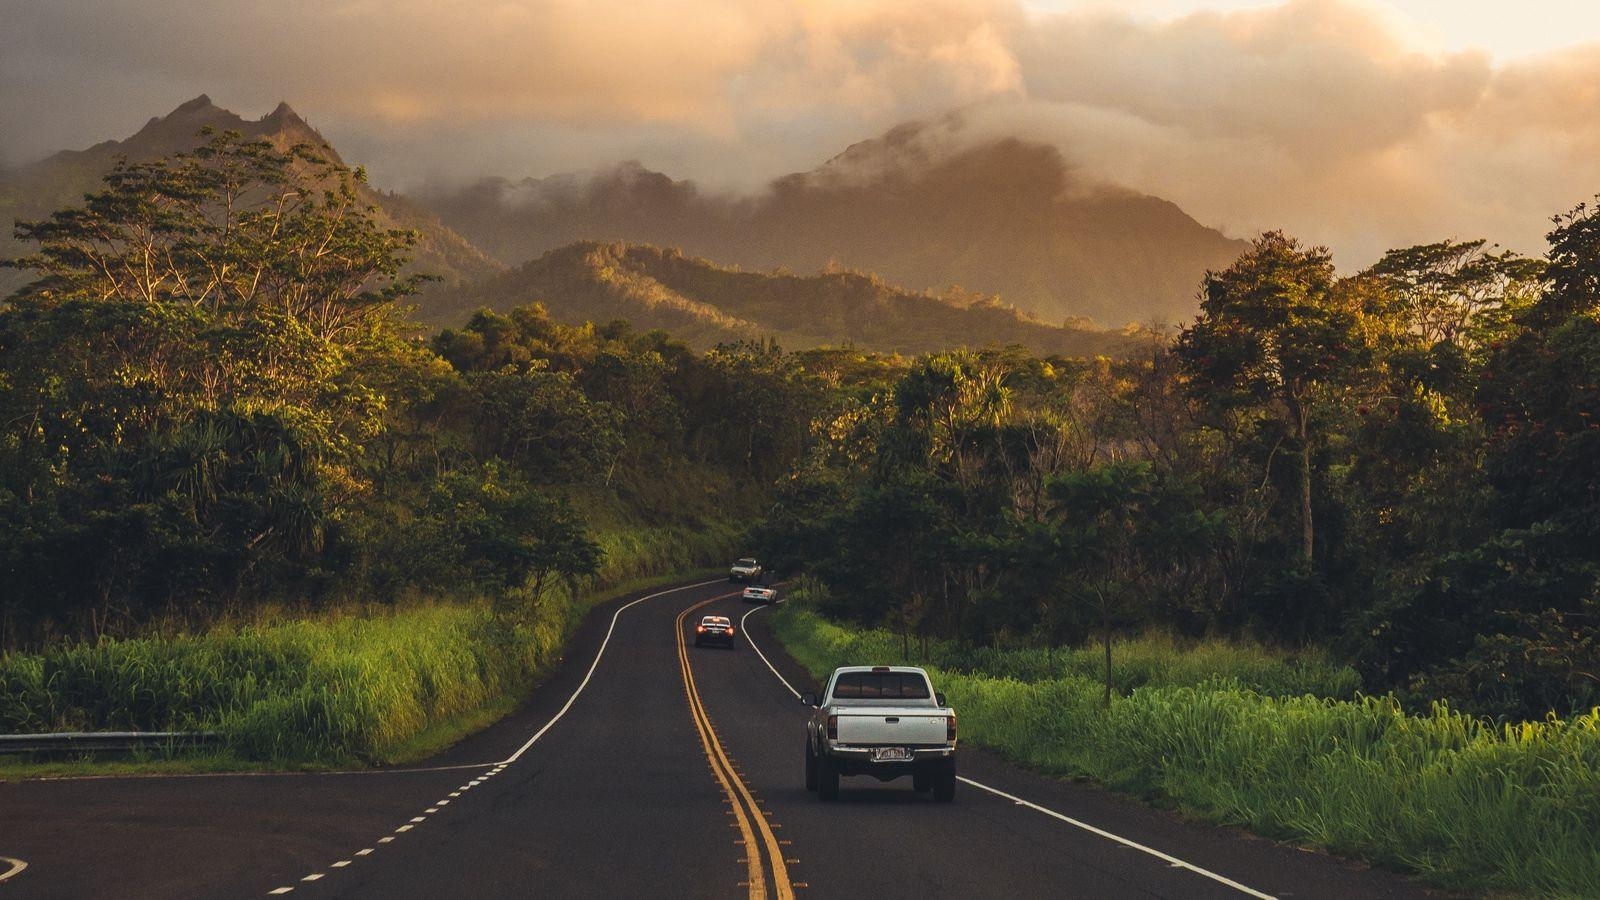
(696, 625), (706, 633)
(946, 714), (957, 741)
(727, 627), (735, 635)
(826, 714), (838, 740)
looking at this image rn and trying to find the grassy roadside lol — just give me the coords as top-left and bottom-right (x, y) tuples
(769, 605), (1600, 899)
(0, 522), (740, 780)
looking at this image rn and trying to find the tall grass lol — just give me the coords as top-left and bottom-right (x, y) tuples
(591, 518), (742, 586)
(0, 520), (742, 765)
(0, 602), (560, 763)
(772, 603), (1360, 699)
(772, 608), (1600, 897)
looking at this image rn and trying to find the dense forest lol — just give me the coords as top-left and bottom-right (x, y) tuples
(758, 223), (1598, 721)
(3, 129), (1598, 724)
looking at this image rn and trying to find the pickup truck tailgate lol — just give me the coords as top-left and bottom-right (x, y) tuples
(834, 708), (948, 746)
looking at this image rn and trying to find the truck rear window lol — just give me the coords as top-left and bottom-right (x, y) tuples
(830, 672), (931, 700)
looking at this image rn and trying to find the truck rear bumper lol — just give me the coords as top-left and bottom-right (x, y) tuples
(828, 745), (953, 760)
(824, 746), (955, 781)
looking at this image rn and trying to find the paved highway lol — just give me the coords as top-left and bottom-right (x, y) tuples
(0, 579), (1436, 898)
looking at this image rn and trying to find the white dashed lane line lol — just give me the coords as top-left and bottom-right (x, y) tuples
(262, 578), (727, 896)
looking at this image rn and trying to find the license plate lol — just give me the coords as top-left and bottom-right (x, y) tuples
(872, 747), (909, 761)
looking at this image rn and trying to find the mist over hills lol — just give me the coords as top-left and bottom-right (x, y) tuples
(0, 96), (500, 298)
(434, 240), (1146, 358)
(415, 118), (1248, 327)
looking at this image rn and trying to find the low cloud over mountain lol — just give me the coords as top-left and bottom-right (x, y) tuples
(417, 115), (1247, 326)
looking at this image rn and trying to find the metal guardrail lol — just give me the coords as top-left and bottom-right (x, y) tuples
(0, 731), (224, 753)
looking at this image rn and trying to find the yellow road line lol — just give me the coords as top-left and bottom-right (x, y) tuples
(677, 597), (795, 900)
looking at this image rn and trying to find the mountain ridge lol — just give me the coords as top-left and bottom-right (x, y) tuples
(415, 117), (1247, 327)
(434, 239), (1148, 358)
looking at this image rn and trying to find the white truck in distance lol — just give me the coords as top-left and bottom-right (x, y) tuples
(802, 666), (957, 802)
(729, 558), (763, 583)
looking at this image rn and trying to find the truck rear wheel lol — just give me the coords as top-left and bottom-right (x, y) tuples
(817, 754), (840, 801)
(933, 760), (956, 802)
(804, 741), (818, 791)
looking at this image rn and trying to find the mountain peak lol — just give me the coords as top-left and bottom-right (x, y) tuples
(172, 94), (218, 115)
(265, 101), (300, 122)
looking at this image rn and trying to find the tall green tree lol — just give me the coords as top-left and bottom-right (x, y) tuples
(1177, 232), (1368, 565)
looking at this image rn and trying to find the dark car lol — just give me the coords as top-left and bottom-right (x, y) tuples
(694, 615), (736, 648)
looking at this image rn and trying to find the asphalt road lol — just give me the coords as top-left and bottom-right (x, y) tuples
(0, 579), (1438, 899)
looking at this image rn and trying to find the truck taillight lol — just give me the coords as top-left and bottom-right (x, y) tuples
(826, 714), (838, 740)
(946, 714), (957, 742)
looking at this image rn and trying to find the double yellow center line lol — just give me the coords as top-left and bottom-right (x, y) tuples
(676, 597), (795, 900)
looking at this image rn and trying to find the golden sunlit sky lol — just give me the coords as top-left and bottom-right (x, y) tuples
(1034, 1), (1600, 60)
(4, 0), (1600, 265)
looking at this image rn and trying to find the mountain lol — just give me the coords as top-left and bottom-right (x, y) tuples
(434, 240), (1146, 357)
(0, 96), (500, 298)
(415, 117), (1247, 327)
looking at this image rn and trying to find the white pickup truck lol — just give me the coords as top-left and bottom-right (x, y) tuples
(729, 558), (763, 583)
(802, 666), (957, 802)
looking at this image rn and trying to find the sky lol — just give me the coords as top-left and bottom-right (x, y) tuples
(3, 0), (1600, 266)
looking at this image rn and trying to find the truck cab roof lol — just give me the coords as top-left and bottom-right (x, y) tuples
(824, 666), (939, 706)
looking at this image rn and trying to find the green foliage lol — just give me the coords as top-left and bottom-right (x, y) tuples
(773, 606), (1600, 897)
(0, 604), (551, 761)
(1177, 231), (1370, 565)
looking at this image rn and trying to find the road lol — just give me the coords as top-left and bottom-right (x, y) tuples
(0, 579), (1436, 899)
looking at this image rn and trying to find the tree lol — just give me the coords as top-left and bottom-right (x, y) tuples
(415, 461), (603, 605)
(1177, 232), (1368, 565)
(1364, 239), (1544, 355)
(0, 129), (422, 634)
(1043, 461), (1212, 705)
(1534, 197), (1600, 325)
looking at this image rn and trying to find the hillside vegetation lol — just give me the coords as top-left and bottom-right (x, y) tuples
(433, 240), (1146, 357)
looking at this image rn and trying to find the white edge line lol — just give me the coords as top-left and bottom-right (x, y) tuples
(739, 605), (801, 699)
(953, 778), (1275, 900)
(0, 857), (27, 883)
(499, 578), (725, 765)
(736, 604), (1277, 900)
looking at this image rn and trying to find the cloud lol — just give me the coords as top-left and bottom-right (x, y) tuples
(984, 0), (1600, 263)
(3, 0), (1600, 265)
